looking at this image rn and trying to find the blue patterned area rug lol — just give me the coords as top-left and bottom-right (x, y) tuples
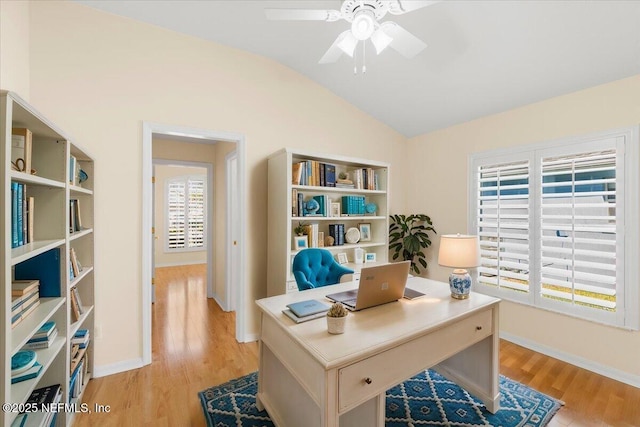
(198, 370), (562, 427)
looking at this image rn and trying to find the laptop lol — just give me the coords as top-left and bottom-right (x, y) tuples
(326, 261), (410, 311)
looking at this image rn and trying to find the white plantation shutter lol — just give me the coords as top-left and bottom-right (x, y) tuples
(540, 149), (617, 311)
(470, 127), (638, 329)
(476, 159), (531, 297)
(166, 175), (206, 251)
(187, 179), (205, 248)
(167, 180), (186, 249)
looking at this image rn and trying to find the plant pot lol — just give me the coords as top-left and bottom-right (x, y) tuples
(327, 315), (347, 334)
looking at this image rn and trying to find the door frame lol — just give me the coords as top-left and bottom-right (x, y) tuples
(152, 159), (214, 297)
(142, 122), (248, 366)
(225, 150), (238, 311)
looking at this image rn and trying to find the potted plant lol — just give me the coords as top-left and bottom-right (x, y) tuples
(326, 302), (348, 334)
(389, 214), (437, 275)
(293, 221), (306, 236)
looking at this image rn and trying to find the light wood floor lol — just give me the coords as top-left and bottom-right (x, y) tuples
(74, 265), (640, 427)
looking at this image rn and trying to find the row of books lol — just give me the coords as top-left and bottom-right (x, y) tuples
(22, 321), (58, 351)
(292, 192), (334, 217)
(70, 340), (89, 399)
(353, 168), (379, 190)
(292, 160), (337, 187)
(11, 384), (62, 427)
(328, 224), (346, 246)
(341, 195), (366, 216)
(70, 286), (86, 322)
(11, 280), (41, 329)
(69, 198), (83, 233)
(69, 247), (84, 280)
(11, 182), (35, 248)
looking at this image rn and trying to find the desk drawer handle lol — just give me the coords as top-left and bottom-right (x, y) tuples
(476, 326), (482, 331)
(364, 377), (372, 385)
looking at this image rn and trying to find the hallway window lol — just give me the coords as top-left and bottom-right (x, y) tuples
(166, 175), (206, 251)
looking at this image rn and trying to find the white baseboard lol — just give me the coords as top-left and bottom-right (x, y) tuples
(241, 333), (259, 343)
(93, 357), (146, 378)
(155, 261), (206, 268)
(500, 331), (640, 388)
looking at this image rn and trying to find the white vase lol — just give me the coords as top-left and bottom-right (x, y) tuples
(327, 315), (347, 334)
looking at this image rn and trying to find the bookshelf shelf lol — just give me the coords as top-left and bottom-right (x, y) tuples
(2, 91), (95, 427)
(10, 336), (65, 405)
(11, 239), (66, 265)
(11, 298), (65, 353)
(268, 148), (390, 295)
(69, 228), (93, 242)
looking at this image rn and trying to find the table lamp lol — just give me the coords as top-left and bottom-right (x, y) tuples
(438, 234), (480, 299)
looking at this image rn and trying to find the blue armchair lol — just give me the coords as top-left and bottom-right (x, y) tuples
(292, 248), (355, 291)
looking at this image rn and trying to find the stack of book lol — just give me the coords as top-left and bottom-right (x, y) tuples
(11, 280), (40, 328)
(11, 384), (62, 427)
(282, 299), (330, 323)
(72, 329), (90, 349)
(11, 350), (42, 384)
(22, 321), (58, 351)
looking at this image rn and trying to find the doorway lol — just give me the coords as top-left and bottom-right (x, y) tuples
(142, 122), (247, 366)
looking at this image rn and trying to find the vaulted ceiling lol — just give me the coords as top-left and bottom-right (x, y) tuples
(75, 1), (640, 137)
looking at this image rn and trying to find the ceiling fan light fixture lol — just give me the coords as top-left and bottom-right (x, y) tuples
(351, 11), (376, 40)
(371, 27), (393, 54)
(336, 31), (358, 57)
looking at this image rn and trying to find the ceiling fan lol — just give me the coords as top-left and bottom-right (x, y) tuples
(265, 0), (438, 67)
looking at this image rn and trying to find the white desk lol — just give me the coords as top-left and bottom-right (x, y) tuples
(255, 276), (501, 427)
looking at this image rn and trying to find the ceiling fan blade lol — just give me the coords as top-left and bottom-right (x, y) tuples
(264, 8), (341, 21)
(387, 0), (440, 15)
(380, 22), (427, 58)
(319, 31), (357, 64)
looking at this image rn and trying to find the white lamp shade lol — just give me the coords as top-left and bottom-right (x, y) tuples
(438, 234), (480, 269)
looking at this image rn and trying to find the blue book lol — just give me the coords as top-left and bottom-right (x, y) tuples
(325, 164), (336, 187)
(14, 248), (62, 297)
(286, 299), (330, 317)
(11, 182), (18, 248)
(33, 321), (56, 339)
(17, 183), (24, 246)
(11, 362), (42, 384)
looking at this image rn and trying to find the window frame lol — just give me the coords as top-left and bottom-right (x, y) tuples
(164, 174), (207, 253)
(468, 126), (639, 330)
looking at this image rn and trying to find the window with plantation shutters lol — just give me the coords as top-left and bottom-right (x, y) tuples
(469, 127), (639, 330)
(476, 159), (531, 298)
(166, 175), (206, 252)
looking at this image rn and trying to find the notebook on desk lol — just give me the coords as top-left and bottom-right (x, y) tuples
(326, 261), (410, 311)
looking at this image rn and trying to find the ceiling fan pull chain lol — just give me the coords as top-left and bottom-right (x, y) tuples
(362, 42), (367, 73)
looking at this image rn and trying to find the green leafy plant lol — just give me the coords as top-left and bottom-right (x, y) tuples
(293, 221), (306, 236)
(389, 214), (437, 275)
(327, 302), (348, 317)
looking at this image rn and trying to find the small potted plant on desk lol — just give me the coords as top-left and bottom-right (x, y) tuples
(326, 302), (348, 334)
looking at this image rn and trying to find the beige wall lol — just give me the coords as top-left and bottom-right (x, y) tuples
(0, 0), (30, 98)
(407, 75), (640, 382)
(153, 164), (207, 267)
(18, 1), (407, 368)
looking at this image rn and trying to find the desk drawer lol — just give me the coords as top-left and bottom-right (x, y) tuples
(338, 308), (492, 412)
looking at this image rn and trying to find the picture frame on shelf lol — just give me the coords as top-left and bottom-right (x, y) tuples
(294, 235), (308, 250)
(358, 223), (371, 241)
(330, 202), (341, 217)
(365, 253), (377, 263)
(336, 252), (348, 264)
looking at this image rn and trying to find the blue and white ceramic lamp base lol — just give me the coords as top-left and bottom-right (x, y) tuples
(449, 269), (472, 299)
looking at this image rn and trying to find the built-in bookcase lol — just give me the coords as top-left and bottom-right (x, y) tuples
(1, 91), (94, 427)
(267, 148), (390, 295)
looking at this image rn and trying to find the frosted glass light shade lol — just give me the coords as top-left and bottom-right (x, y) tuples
(438, 234), (480, 269)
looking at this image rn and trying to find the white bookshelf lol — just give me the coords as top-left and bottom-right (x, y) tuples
(267, 148), (390, 295)
(1, 91), (94, 427)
